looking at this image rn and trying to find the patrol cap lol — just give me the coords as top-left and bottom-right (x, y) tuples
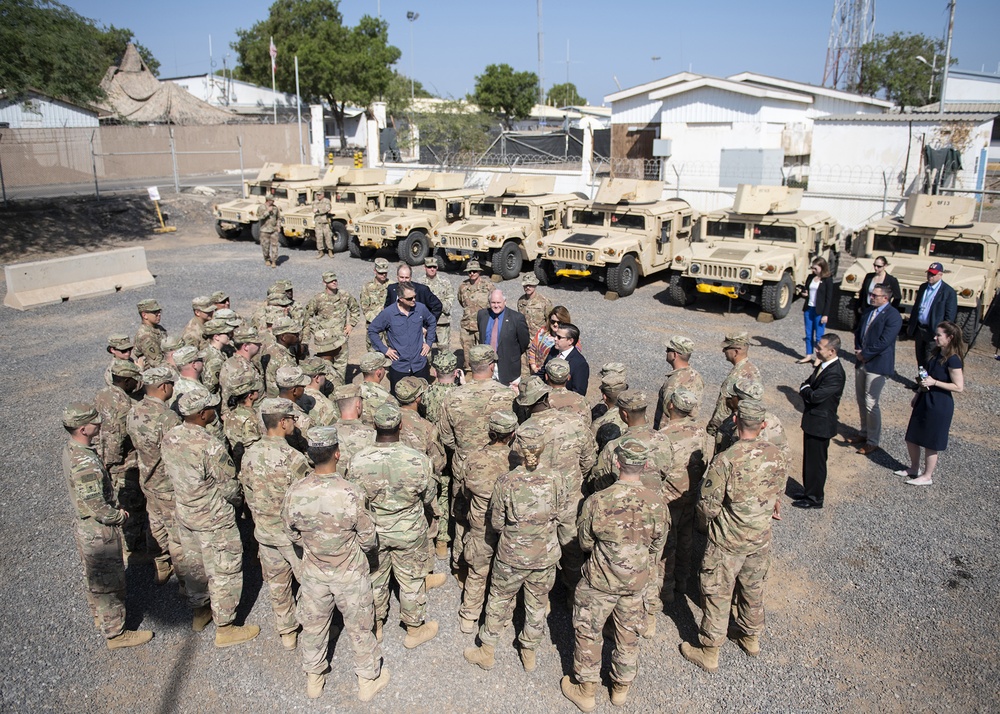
(264, 307), (286, 325)
(516, 376), (551, 406)
(137, 298), (161, 313)
(267, 293), (293, 307)
(233, 325), (262, 344)
(424, 257), (439, 268)
(374, 258), (390, 273)
(141, 366), (177, 387)
(616, 390), (648, 410)
(258, 397), (296, 416)
(373, 403), (402, 429)
(733, 378), (764, 401)
(360, 351), (390, 373)
(515, 422), (547, 452)
(322, 271), (339, 283)
(927, 262), (945, 275)
(312, 329), (347, 354)
(521, 272), (539, 286)
(464, 259), (483, 273)
(276, 365), (311, 389)
(335, 384), (362, 400)
(488, 410), (519, 434)
(737, 398), (767, 421)
(468, 344), (497, 368)
(107, 333), (134, 351)
(173, 346), (203, 366)
(211, 290), (229, 303)
(666, 335), (695, 355)
(202, 318), (235, 336)
(670, 388), (699, 414)
(229, 372), (263, 395)
(63, 402), (102, 429)
(271, 316), (301, 336)
(600, 362), (628, 378)
(616, 437), (650, 466)
(192, 296), (216, 313)
(600, 373), (628, 392)
(299, 358), (328, 377)
(272, 279), (294, 293)
(265, 195), (275, 203)
(177, 387), (220, 416)
(722, 331), (754, 349)
(214, 308), (239, 321)
(110, 359), (141, 380)
(433, 351), (458, 373)
(544, 357), (571, 382)
(395, 376), (428, 404)
(308, 425), (339, 448)
(162, 335), (183, 353)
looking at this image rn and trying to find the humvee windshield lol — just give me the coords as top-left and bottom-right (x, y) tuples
(413, 197), (437, 211)
(754, 225), (796, 242)
(930, 239), (985, 262)
(708, 221), (746, 239)
(472, 203), (498, 217)
(573, 209), (605, 226)
(501, 205), (530, 220)
(336, 191), (356, 203)
(249, 185), (266, 197)
(611, 213), (645, 230)
(873, 234), (921, 255)
(385, 195), (408, 209)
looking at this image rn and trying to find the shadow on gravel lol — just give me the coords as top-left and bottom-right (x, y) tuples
(753, 335), (801, 360)
(777, 385), (805, 413)
(155, 632), (199, 714)
(235, 511), (263, 625)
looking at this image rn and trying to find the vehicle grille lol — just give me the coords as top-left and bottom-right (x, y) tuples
(699, 263), (739, 280)
(284, 215), (308, 229)
(441, 234), (478, 250)
(357, 223), (387, 238)
(217, 209), (242, 221)
(899, 286), (917, 305)
(553, 245), (592, 263)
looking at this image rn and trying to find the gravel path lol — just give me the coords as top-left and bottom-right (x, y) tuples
(1, 226), (998, 713)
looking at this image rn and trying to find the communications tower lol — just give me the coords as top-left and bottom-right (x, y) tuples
(822, 0), (876, 90)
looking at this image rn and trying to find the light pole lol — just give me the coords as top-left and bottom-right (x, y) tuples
(407, 11), (419, 100)
(916, 55), (938, 102)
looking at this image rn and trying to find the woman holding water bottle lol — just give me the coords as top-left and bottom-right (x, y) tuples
(895, 321), (965, 485)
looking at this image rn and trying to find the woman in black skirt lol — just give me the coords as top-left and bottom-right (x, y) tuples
(896, 321), (965, 485)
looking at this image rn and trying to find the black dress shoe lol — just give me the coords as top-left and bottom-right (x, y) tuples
(792, 499), (823, 510)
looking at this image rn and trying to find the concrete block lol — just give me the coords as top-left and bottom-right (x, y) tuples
(4, 247), (155, 311)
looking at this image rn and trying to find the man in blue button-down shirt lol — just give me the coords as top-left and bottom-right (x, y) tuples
(369, 282), (437, 392)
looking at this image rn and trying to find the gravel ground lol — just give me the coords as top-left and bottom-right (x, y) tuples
(1, 217), (999, 713)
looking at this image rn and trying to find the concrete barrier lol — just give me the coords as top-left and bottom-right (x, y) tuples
(4, 247), (155, 310)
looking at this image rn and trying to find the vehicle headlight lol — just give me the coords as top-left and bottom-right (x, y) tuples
(395, 224), (403, 231)
(547, 248), (555, 257)
(690, 263), (701, 274)
(439, 237), (447, 244)
(585, 251), (595, 261)
(380, 228), (387, 236)
(471, 239), (479, 248)
(845, 273), (857, 283)
(739, 268), (750, 280)
(959, 288), (974, 298)
(674, 255), (686, 264)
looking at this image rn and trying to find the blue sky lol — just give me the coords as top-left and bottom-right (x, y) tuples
(65, 0), (999, 105)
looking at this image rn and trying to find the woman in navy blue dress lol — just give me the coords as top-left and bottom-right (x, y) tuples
(898, 321), (965, 485)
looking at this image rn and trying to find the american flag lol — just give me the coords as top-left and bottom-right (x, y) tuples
(269, 37), (277, 72)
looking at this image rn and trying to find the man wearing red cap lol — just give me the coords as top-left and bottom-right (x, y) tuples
(906, 262), (957, 370)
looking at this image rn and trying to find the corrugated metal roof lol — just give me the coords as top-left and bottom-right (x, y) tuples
(816, 112), (998, 122)
(914, 101), (1000, 113)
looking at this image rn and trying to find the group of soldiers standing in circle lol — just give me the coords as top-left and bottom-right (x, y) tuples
(62, 260), (787, 708)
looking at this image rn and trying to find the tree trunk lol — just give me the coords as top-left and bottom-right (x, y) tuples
(326, 95), (349, 151)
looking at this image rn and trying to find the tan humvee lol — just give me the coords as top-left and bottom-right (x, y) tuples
(280, 168), (388, 252)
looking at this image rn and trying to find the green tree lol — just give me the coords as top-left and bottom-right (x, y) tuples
(232, 0), (401, 149)
(383, 70), (432, 123)
(406, 100), (494, 160)
(852, 31), (952, 107)
(546, 82), (584, 107)
(471, 63), (538, 130)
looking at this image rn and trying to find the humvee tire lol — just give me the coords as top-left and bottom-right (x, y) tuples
(349, 235), (375, 260)
(534, 259), (559, 286)
(493, 241), (523, 281)
(399, 230), (431, 266)
(668, 273), (697, 307)
(332, 222), (349, 253)
(606, 254), (639, 297)
(250, 221), (261, 244)
(955, 303), (980, 345)
(215, 221), (242, 240)
(835, 288), (857, 331)
(761, 272), (795, 319)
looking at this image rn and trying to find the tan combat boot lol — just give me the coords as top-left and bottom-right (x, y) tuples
(215, 623), (261, 648)
(435, 541), (448, 559)
(519, 648), (536, 672)
(735, 634), (760, 657)
(642, 613), (657, 639)
(280, 630), (298, 650)
(315, 252), (324, 260)
(154, 560), (173, 585)
(560, 676), (597, 713)
(192, 606), (213, 632)
(680, 642), (720, 672)
(425, 572), (448, 590)
(459, 617), (477, 634)
(358, 666), (390, 702)
(463, 643), (495, 670)
(306, 672), (326, 699)
(403, 620), (439, 649)
(106, 629), (153, 650)
(611, 682), (630, 706)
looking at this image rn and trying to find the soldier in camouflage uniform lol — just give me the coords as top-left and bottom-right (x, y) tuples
(219, 325), (263, 415)
(346, 404), (439, 649)
(360, 258), (391, 350)
(103, 333), (135, 387)
(171, 346), (205, 403)
(133, 298), (166, 369)
(653, 335), (705, 429)
(127, 366), (185, 586)
(545, 358), (592, 427)
(212, 290), (231, 312)
(438, 345), (514, 571)
(423, 257), (455, 349)
(358, 352), (398, 428)
(456, 260), (492, 370)
(259, 196), (281, 268)
(221, 372), (263, 470)
(262, 316), (301, 398)
(311, 329), (349, 389)
(275, 365), (314, 453)
(201, 318), (237, 395)
(161, 387), (260, 648)
(562, 439), (667, 711)
(241, 398), (312, 649)
(680, 399), (786, 673)
(161, 334), (183, 368)
(282, 426), (390, 702)
(298, 358), (339, 427)
(658, 388), (708, 602)
(181, 296), (216, 349)
(332, 384), (376, 476)
(458, 410), (518, 634)
(463, 423), (575, 673)
(312, 191), (334, 258)
(63, 402), (153, 650)
(517, 273), (553, 338)
(420, 351), (460, 555)
(716, 378), (789, 458)
(302, 272), (361, 384)
(396, 376), (449, 585)
(707, 332), (761, 448)
(590, 371), (628, 437)
(250, 288), (292, 334)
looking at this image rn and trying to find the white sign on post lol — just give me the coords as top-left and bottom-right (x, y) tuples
(147, 186), (161, 201)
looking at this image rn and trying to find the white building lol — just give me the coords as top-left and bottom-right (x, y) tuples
(943, 69), (1000, 105)
(0, 90), (100, 129)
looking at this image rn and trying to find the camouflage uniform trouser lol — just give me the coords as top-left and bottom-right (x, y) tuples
(177, 522), (243, 626)
(479, 559), (556, 650)
(370, 535), (430, 628)
(110, 465), (148, 552)
(74, 521), (127, 639)
(257, 542), (301, 635)
(450, 478), (469, 571)
(315, 222), (333, 253)
(436, 472), (452, 546)
(261, 230), (279, 264)
(662, 497), (696, 595)
(572, 578), (644, 685)
(458, 523), (494, 622)
(298, 558), (383, 679)
(459, 326), (478, 371)
(143, 488), (185, 573)
(435, 315), (451, 350)
(698, 540), (771, 647)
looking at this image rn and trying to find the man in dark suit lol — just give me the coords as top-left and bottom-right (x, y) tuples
(793, 333), (846, 510)
(850, 284), (902, 456)
(540, 322), (590, 397)
(906, 262), (957, 369)
(476, 289), (529, 386)
(384, 263), (443, 321)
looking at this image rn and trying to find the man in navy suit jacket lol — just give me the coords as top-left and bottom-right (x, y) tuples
(540, 322), (589, 397)
(906, 262), (958, 369)
(383, 263), (443, 321)
(794, 333), (846, 509)
(476, 289), (529, 386)
(851, 283), (902, 455)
